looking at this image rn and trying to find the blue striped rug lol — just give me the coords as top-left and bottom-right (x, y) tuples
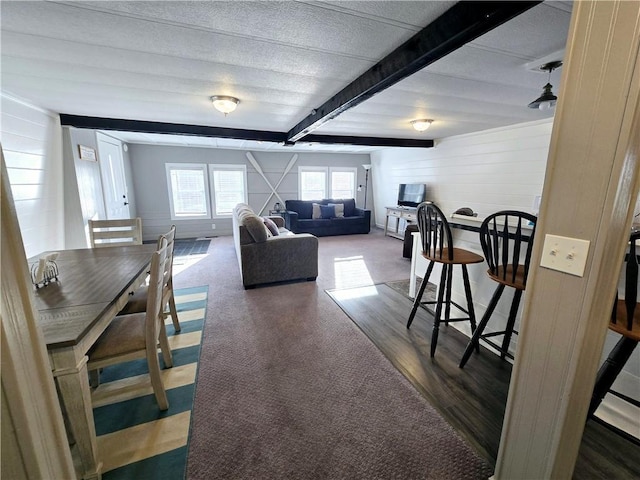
(92, 285), (208, 479)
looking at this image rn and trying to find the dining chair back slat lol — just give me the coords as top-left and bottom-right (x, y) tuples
(89, 218), (142, 248)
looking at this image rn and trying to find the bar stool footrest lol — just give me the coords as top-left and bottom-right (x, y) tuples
(481, 329), (519, 339)
(478, 337), (515, 360)
(420, 300), (472, 323)
(609, 389), (640, 408)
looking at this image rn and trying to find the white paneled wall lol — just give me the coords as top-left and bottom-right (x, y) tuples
(1, 95), (64, 258)
(371, 119), (553, 355)
(372, 119), (552, 226)
(372, 119), (638, 431)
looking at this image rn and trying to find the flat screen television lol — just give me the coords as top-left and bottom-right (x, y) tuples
(397, 183), (427, 207)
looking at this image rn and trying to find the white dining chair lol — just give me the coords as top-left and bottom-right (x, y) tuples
(87, 237), (173, 410)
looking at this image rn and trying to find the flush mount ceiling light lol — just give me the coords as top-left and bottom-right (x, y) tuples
(211, 95), (239, 115)
(528, 61), (562, 111)
(411, 119), (433, 132)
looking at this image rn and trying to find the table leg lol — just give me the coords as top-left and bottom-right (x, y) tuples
(588, 336), (638, 417)
(54, 355), (102, 480)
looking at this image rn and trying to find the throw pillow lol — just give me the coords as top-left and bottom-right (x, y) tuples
(342, 198), (356, 217)
(328, 203), (344, 218)
(242, 214), (268, 243)
(263, 216), (280, 236)
(312, 203), (322, 219)
(320, 204), (336, 219)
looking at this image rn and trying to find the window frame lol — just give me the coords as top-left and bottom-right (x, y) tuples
(298, 166), (358, 200)
(208, 164), (248, 218)
(298, 166), (328, 200)
(165, 163), (211, 220)
(329, 166), (357, 199)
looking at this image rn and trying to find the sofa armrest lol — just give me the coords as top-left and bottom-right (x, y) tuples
(240, 234), (318, 287)
(283, 210), (299, 230)
(354, 207), (371, 223)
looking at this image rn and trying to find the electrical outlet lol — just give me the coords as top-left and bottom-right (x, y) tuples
(211, 224), (216, 230)
(540, 234), (590, 277)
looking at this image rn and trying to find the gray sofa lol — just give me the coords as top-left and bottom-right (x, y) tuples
(283, 198), (370, 237)
(232, 203), (318, 288)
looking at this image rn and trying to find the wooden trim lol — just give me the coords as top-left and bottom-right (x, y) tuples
(495, 1), (640, 478)
(1, 149), (75, 478)
(286, 1), (541, 142)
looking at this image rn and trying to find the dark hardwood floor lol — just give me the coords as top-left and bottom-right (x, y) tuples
(326, 282), (640, 479)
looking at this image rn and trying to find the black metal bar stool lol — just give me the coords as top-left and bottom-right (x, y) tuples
(407, 202), (484, 357)
(459, 211), (537, 368)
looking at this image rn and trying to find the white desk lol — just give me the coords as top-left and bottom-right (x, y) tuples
(384, 206), (417, 239)
(409, 231), (429, 298)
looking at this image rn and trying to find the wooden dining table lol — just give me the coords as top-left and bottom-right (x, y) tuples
(29, 244), (157, 480)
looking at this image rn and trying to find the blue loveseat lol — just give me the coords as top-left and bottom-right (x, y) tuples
(284, 198), (370, 237)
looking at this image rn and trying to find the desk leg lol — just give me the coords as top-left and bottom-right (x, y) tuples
(410, 248), (417, 298)
(588, 336), (638, 417)
(54, 355), (102, 480)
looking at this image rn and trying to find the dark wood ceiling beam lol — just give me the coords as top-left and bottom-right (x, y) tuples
(286, 1), (541, 143)
(59, 114), (287, 143)
(59, 114), (433, 148)
(303, 134), (433, 148)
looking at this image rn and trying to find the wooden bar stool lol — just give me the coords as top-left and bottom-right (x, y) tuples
(588, 230), (640, 418)
(407, 202), (484, 357)
(459, 211), (537, 368)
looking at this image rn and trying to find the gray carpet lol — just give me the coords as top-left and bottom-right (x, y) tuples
(175, 230), (493, 479)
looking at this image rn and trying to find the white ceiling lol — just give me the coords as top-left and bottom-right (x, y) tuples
(0, 1), (573, 153)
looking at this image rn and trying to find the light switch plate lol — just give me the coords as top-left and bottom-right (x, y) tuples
(540, 234), (590, 277)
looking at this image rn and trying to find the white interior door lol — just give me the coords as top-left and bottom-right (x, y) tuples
(97, 133), (130, 219)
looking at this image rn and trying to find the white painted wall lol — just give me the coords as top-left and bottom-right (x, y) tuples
(371, 118), (552, 227)
(371, 118), (638, 434)
(60, 128), (135, 249)
(1, 94), (64, 258)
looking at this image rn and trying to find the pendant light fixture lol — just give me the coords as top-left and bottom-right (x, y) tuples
(528, 61), (562, 110)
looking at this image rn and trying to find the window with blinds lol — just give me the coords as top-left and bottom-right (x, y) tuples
(299, 168), (327, 200)
(298, 166), (357, 200)
(209, 165), (247, 216)
(330, 168), (356, 199)
(166, 164), (211, 219)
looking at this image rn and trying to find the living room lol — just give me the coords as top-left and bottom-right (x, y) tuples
(2, 1), (640, 479)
